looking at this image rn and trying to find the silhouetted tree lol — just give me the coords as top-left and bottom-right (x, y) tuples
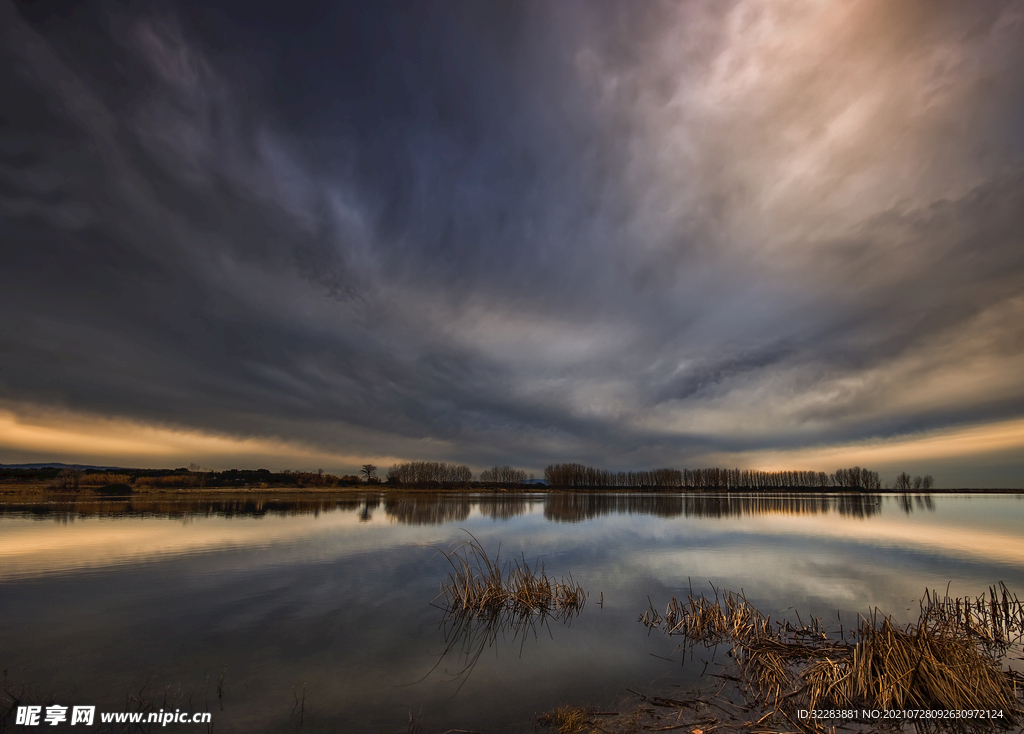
(386, 461), (472, 487)
(479, 465), (528, 485)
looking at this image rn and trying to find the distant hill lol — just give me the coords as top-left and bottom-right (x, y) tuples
(0, 462), (136, 471)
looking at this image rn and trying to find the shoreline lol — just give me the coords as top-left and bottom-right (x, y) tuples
(0, 483), (1021, 499)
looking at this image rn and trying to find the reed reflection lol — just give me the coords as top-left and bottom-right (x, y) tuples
(429, 596), (584, 690)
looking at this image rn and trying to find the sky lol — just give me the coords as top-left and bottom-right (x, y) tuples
(2, 0), (1024, 487)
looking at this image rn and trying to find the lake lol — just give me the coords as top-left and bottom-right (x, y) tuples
(1, 492), (1022, 732)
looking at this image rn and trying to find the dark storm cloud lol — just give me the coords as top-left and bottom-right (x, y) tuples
(2, 0), (1024, 478)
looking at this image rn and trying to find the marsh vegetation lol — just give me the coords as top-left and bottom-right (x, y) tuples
(634, 583), (1024, 732)
(423, 536), (1023, 732)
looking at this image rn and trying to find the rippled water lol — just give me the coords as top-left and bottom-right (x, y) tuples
(1, 492), (1022, 732)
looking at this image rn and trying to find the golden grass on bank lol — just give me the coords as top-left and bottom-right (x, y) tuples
(642, 584), (1024, 728)
(78, 473), (134, 487)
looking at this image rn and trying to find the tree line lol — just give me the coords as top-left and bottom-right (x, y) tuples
(2, 462), (933, 492)
(385, 462), (535, 487)
(379, 463), (935, 491)
(478, 465), (529, 484)
(11, 466), (364, 491)
(386, 461), (473, 486)
(542, 463), (888, 490)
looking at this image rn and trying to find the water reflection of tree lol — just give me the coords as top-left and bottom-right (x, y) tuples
(543, 492), (885, 523)
(356, 493), (381, 521)
(896, 493), (936, 514)
(383, 494), (470, 525)
(544, 493), (685, 522)
(476, 495), (529, 521)
(0, 496), (367, 521)
(1, 491), (935, 526)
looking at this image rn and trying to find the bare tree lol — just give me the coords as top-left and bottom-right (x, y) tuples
(921, 475), (935, 490)
(386, 461), (471, 487)
(544, 463), (885, 490)
(894, 472), (913, 491)
(361, 464), (377, 482)
(479, 465), (528, 486)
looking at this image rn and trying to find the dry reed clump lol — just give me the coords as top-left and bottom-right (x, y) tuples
(844, 615), (1013, 713)
(536, 705), (594, 734)
(536, 704), (639, 734)
(437, 533), (586, 620)
(48, 468), (84, 491)
(641, 583), (1024, 730)
(921, 583), (1024, 652)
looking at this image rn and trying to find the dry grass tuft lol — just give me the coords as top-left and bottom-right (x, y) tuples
(537, 704), (594, 734)
(438, 532), (586, 620)
(424, 533), (588, 691)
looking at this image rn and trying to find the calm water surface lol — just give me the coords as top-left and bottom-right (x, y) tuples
(1, 492), (1023, 732)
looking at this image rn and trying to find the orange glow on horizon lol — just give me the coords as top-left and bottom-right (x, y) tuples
(2, 406), (1023, 481)
(0, 409), (400, 472)
(710, 418), (1024, 474)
